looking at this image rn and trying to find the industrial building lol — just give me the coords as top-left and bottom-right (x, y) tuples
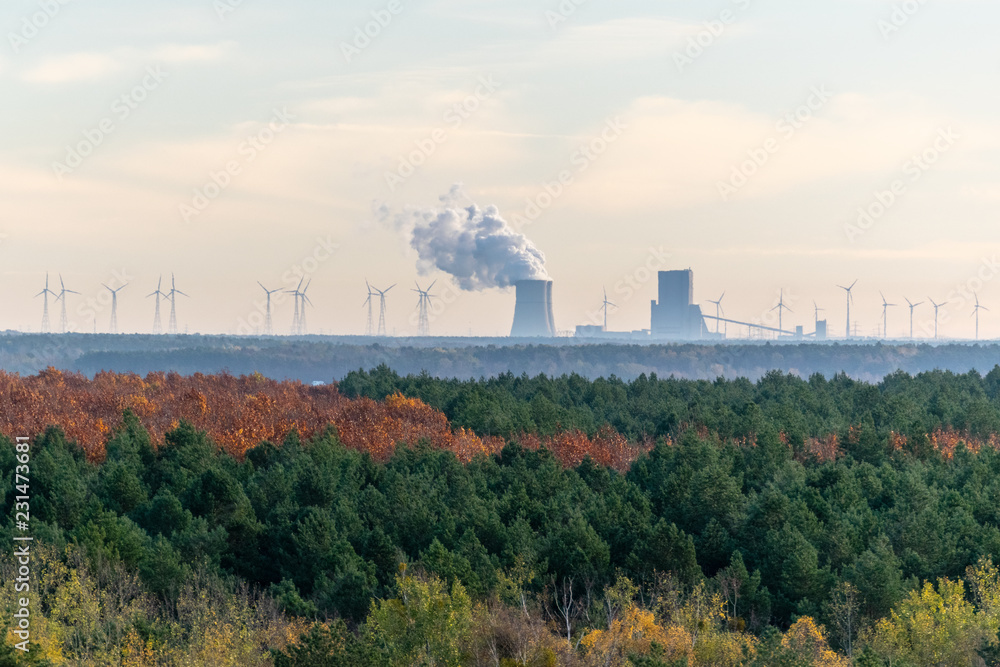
(650, 270), (708, 340)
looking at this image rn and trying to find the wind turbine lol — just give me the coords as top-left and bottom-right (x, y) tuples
(412, 281), (437, 336)
(258, 282), (281, 336)
(167, 274), (188, 335)
(600, 287), (617, 332)
(363, 280), (377, 336)
(813, 301), (824, 324)
(373, 284), (395, 336)
(707, 292), (725, 334)
(148, 276), (167, 334)
(55, 275), (80, 333)
(770, 289), (792, 336)
(838, 280), (858, 338)
(299, 280), (314, 334)
(103, 283), (127, 334)
(973, 293), (988, 341)
(35, 273), (57, 333)
(880, 292), (896, 339)
(286, 278), (304, 335)
(904, 298), (923, 340)
(928, 297), (947, 339)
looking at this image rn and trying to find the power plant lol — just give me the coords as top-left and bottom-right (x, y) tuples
(650, 270), (708, 340)
(510, 279), (555, 337)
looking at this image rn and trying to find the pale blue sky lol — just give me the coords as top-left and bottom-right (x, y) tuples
(1, 0), (999, 338)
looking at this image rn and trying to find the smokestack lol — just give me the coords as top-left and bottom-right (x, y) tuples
(511, 279), (555, 337)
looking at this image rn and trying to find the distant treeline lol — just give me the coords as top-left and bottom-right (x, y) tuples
(5, 332), (1000, 382)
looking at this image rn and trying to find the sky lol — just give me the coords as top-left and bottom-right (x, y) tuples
(1, 0), (999, 339)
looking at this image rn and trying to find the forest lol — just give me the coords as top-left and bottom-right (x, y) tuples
(5, 367), (1000, 665)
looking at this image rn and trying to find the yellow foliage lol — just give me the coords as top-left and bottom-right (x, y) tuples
(781, 617), (849, 667)
(582, 606), (670, 666)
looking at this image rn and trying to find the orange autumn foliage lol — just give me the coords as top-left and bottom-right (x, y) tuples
(0, 369), (649, 470)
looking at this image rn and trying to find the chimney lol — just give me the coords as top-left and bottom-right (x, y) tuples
(511, 279), (555, 337)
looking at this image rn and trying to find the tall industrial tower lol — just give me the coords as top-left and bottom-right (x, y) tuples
(104, 283), (127, 334)
(167, 274), (188, 335)
(412, 281), (437, 336)
(838, 280), (858, 338)
(258, 282), (281, 336)
(148, 277), (168, 334)
(55, 275), (80, 334)
(35, 273), (56, 333)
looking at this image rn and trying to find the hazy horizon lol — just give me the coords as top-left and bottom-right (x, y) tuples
(3, 0), (999, 339)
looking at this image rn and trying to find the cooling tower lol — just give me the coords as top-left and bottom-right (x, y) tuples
(510, 279), (555, 337)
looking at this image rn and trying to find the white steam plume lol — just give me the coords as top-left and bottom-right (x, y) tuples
(389, 185), (549, 291)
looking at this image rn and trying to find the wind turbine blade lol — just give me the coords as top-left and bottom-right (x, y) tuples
(850, 279), (858, 290)
(386, 284), (396, 292)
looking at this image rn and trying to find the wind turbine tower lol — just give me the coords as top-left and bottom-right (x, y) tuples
(55, 275), (80, 334)
(880, 292), (896, 339)
(707, 292), (725, 335)
(299, 280), (313, 334)
(374, 284), (395, 336)
(412, 281), (437, 336)
(973, 293), (988, 341)
(363, 281), (377, 336)
(258, 282), (281, 336)
(167, 274), (189, 335)
(904, 298), (922, 339)
(771, 289), (792, 336)
(148, 276), (167, 334)
(35, 273), (57, 333)
(838, 280), (858, 338)
(601, 287), (617, 332)
(104, 283), (127, 334)
(928, 298), (947, 339)
(287, 278), (303, 334)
